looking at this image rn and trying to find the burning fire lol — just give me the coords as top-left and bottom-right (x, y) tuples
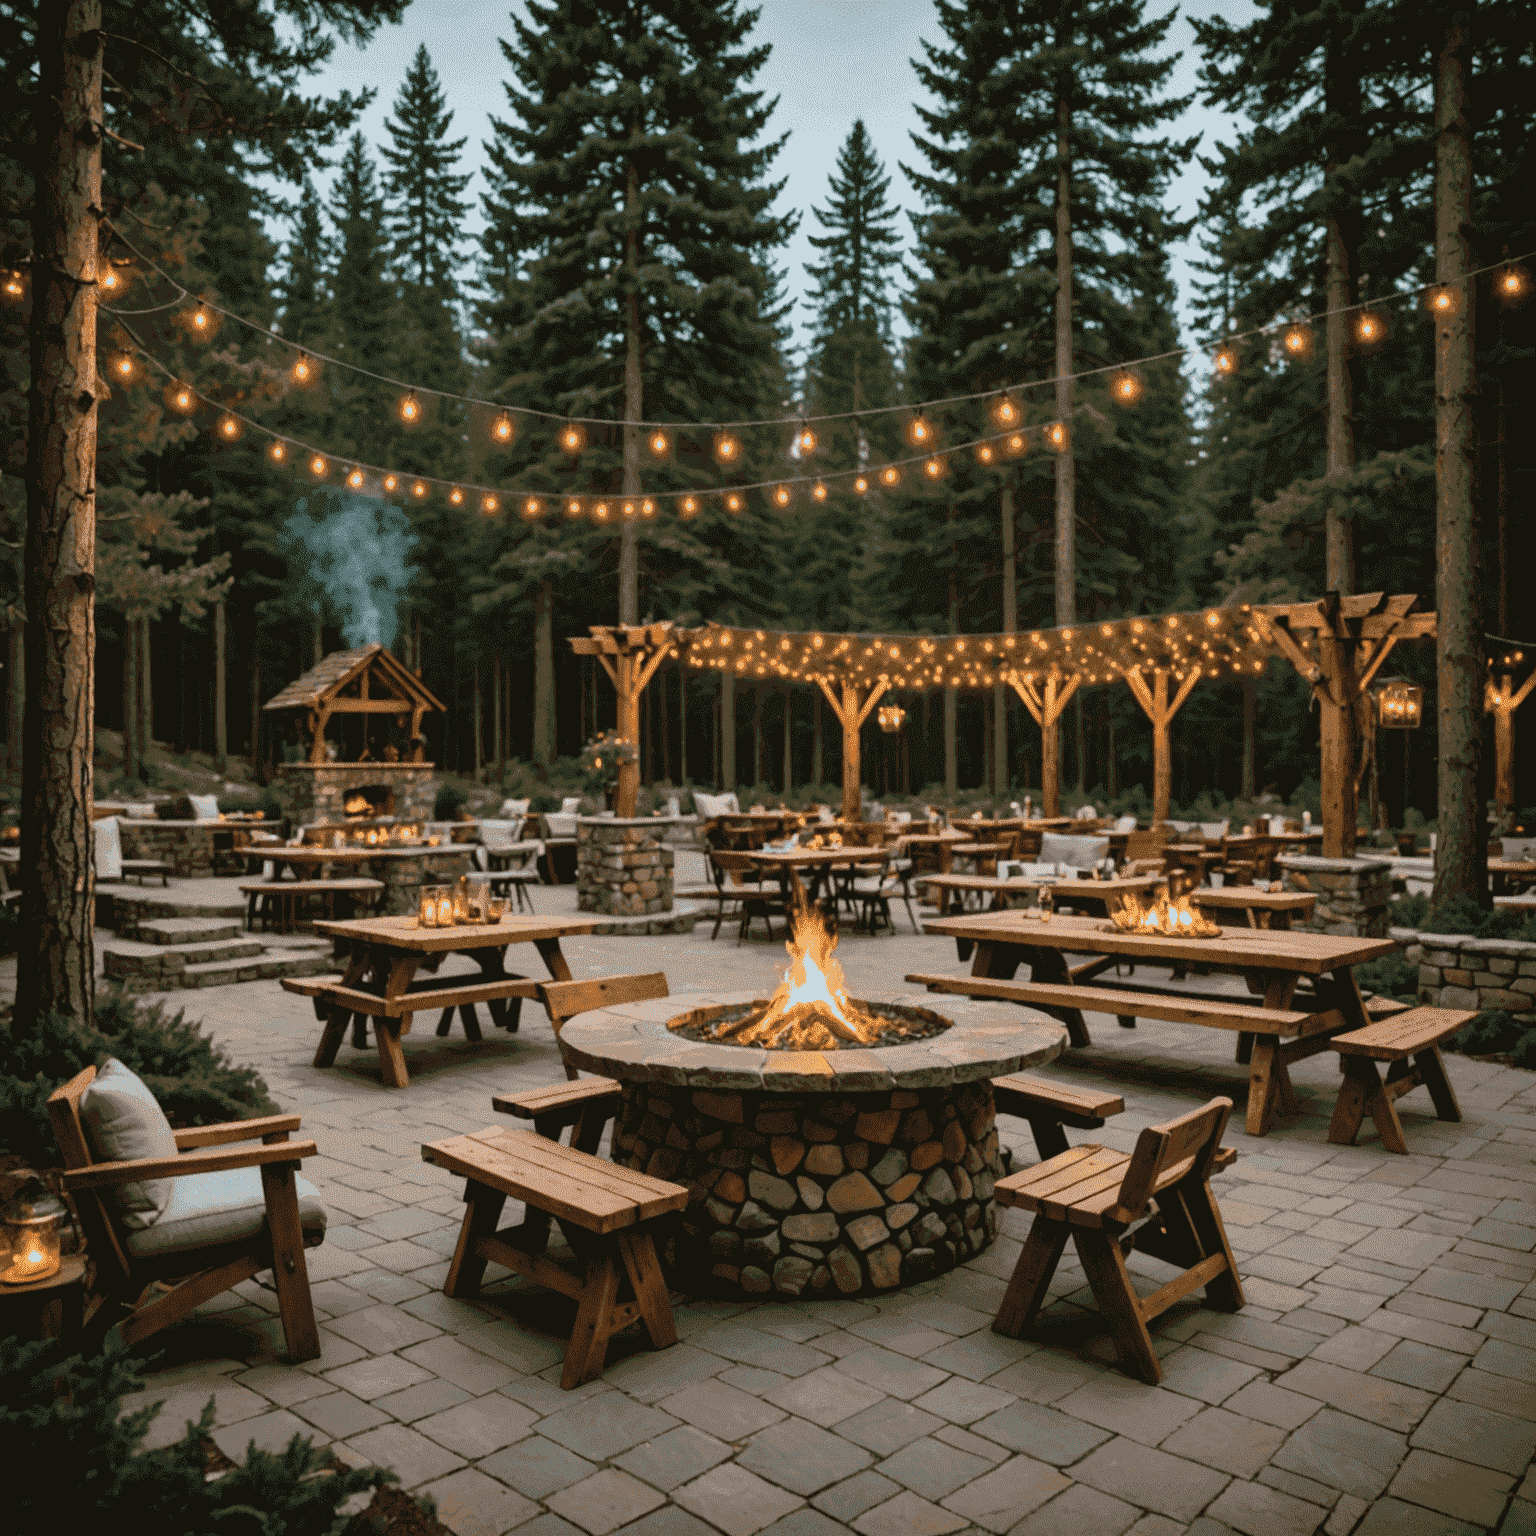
(343, 793), (373, 817)
(698, 903), (895, 1049)
(1109, 889), (1223, 938)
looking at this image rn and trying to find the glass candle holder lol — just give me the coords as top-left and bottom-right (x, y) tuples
(418, 887), (437, 927)
(484, 895), (506, 924)
(2, 1182), (64, 1285)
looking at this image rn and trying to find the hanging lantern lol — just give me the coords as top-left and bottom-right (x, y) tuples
(2, 1178), (65, 1285)
(1376, 677), (1424, 729)
(877, 704), (906, 734)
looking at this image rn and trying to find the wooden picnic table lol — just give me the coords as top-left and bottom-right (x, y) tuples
(919, 872), (1160, 918)
(922, 909), (1393, 1135)
(298, 912), (600, 1088)
(264, 844), (469, 877)
(945, 839), (1014, 873)
(1192, 887), (1318, 930)
(747, 845), (882, 905)
(1489, 859), (1536, 896)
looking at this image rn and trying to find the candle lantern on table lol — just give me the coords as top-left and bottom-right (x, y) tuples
(2, 1180), (65, 1285)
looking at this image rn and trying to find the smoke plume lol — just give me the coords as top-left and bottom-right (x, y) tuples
(283, 495), (417, 647)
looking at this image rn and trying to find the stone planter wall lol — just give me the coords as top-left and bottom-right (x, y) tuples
(576, 816), (676, 916)
(118, 820), (217, 879)
(610, 1080), (1000, 1298)
(1278, 854), (1393, 936)
(1395, 927), (1536, 1014)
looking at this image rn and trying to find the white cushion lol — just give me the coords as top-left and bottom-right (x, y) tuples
(693, 791), (740, 819)
(93, 815), (123, 881)
(1199, 820), (1231, 840)
(187, 794), (221, 821)
(124, 1166), (326, 1261)
(560, 797), (582, 815)
(1039, 833), (1110, 869)
(78, 1058), (179, 1230)
(1072, 805), (1098, 820)
(498, 799), (531, 819)
(542, 813), (577, 838)
(1113, 814), (1139, 833)
(478, 819), (521, 851)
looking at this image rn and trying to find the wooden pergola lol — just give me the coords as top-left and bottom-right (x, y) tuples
(574, 594), (1434, 849)
(568, 623), (675, 817)
(1488, 652), (1535, 813)
(263, 644), (444, 763)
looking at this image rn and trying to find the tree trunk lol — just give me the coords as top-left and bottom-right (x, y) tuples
(491, 649), (502, 782)
(659, 661), (671, 784)
(1073, 692), (1086, 800)
(994, 482), (1016, 793)
(1241, 676), (1256, 800)
(122, 616), (137, 780)
(752, 687), (763, 790)
(249, 649), (260, 772)
(1053, 81), (1076, 628)
(1323, 31), (1361, 595)
(945, 572), (958, 800)
(213, 599), (227, 772)
(313, 608), (323, 668)
(780, 685), (791, 794)
(678, 662), (687, 784)
(812, 690), (823, 787)
(533, 578), (555, 770)
(1433, 6), (1485, 906)
(473, 658), (483, 783)
(17, 0), (102, 1029)
(720, 668), (735, 789)
(619, 151), (642, 624)
(7, 617), (23, 780)
(139, 613), (151, 756)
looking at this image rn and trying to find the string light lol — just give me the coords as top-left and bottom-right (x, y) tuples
(1354, 310), (1386, 346)
(347, 467), (365, 490)
(922, 454), (946, 480)
(1213, 345), (1238, 377)
(593, 499), (611, 522)
(725, 492), (743, 513)
(648, 429), (671, 458)
(492, 411), (515, 443)
(216, 413), (241, 441)
(1, 270), (22, 301)
(564, 496), (583, 518)
(167, 381), (195, 414)
(309, 454), (327, 478)
(383, 473), (398, 492)
(854, 474), (869, 495)
(680, 494), (699, 518)
(772, 484), (791, 508)
(99, 264), (124, 295)
(290, 353), (315, 385)
(796, 424), (817, 455)
(519, 495), (541, 518)
(1047, 422), (1069, 452)
(1005, 431), (1027, 456)
(559, 421), (586, 454)
(1426, 285), (1458, 316)
(411, 479), (428, 499)
(906, 415), (934, 447)
(975, 441), (996, 465)
(188, 302), (213, 336)
(621, 499), (638, 519)
(991, 395), (1020, 428)
(1111, 370), (1143, 405)
(482, 493), (500, 515)
(109, 351), (136, 381)
(880, 465), (901, 487)
(448, 487), (464, 506)
(1282, 322), (1312, 359)
(268, 441), (287, 464)
(397, 392), (421, 425)
(812, 480), (828, 502)
(641, 497), (656, 518)
(1497, 264), (1529, 302)
(714, 430), (740, 464)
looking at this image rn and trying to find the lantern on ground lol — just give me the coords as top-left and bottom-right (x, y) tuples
(2, 1179), (65, 1285)
(1376, 677), (1424, 729)
(877, 704), (906, 734)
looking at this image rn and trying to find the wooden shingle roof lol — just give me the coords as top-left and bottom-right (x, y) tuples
(263, 644), (444, 713)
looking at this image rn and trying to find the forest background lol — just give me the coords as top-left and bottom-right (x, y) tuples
(1, 0), (1531, 819)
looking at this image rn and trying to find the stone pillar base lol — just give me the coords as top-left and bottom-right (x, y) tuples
(576, 816), (677, 916)
(1278, 854), (1392, 936)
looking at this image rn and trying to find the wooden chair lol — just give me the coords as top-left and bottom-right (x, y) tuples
(1327, 1006), (1475, 1153)
(850, 848), (920, 935)
(992, 1096), (1243, 1383)
(672, 851), (748, 940)
(524, 970), (668, 1085)
(711, 850), (790, 944)
(47, 1066), (324, 1360)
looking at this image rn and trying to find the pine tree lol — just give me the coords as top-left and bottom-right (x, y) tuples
(380, 44), (471, 294)
(479, 0), (793, 627)
(329, 134), (393, 370)
(276, 179), (330, 343)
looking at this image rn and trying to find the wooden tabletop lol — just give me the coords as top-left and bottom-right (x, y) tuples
(1489, 859), (1536, 874)
(1192, 887), (1318, 910)
(314, 912), (601, 953)
(923, 909), (1395, 973)
(748, 846), (876, 866)
(274, 845), (470, 864)
(920, 873), (1160, 896)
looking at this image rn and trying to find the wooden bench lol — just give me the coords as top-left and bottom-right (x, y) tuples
(242, 878), (383, 933)
(423, 1126), (687, 1388)
(120, 859), (170, 886)
(488, 869), (539, 913)
(992, 1097), (1243, 1383)
(494, 1078), (621, 1153)
(993, 1074), (1125, 1160)
(281, 970), (539, 1054)
(908, 970), (1347, 1136)
(1327, 1006), (1475, 1153)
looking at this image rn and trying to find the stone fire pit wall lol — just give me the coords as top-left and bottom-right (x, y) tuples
(558, 991), (1063, 1300)
(576, 816), (677, 917)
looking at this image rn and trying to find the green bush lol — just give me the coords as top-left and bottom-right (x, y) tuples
(0, 991), (275, 1166)
(1448, 1010), (1527, 1056)
(1387, 892), (1536, 943)
(0, 1335), (389, 1531)
(1351, 951), (1420, 1005)
(432, 782), (467, 821)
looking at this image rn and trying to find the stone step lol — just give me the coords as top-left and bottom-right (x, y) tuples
(103, 936), (269, 982)
(107, 891), (247, 937)
(106, 943), (333, 993)
(135, 916), (243, 946)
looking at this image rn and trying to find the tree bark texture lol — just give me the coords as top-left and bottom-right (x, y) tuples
(994, 482), (1016, 792)
(213, 599), (227, 771)
(17, 0), (102, 1028)
(720, 667), (735, 789)
(1432, 6), (1485, 906)
(677, 661), (687, 784)
(1241, 676), (1257, 800)
(121, 617), (137, 780)
(812, 689), (823, 786)
(619, 153), (642, 625)
(7, 618), (23, 777)
(249, 652), (260, 771)
(780, 684), (791, 793)
(138, 612), (151, 754)
(533, 577), (555, 768)
(492, 649), (503, 781)
(1323, 28), (1361, 595)
(945, 566), (959, 799)
(473, 658), (483, 782)
(1053, 84), (1076, 628)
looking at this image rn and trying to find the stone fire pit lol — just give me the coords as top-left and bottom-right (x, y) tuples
(559, 991), (1063, 1299)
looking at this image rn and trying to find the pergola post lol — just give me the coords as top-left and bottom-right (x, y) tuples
(570, 624), (673, 818)
(1488, 671), (1536, 812)
(1008, 670), (1080, 816)
(815, 678), (888, 823)
(1123, 666), (1201, 825)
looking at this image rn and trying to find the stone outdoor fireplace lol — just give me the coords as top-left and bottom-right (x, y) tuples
(277, 761), (435, 828)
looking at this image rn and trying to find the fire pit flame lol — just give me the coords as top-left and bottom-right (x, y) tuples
(1108, 889), (1222, 938)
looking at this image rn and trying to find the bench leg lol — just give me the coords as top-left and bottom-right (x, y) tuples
(1116, 1015), (1136, 1030)
(563, 1248), (622, 1390)
(993, 1214), (1070, 1338)
(445, 1180), (507, 1298)
(375, 1019), (409, 1089)
(1235, 1031), (1254, 1065)
(314, 1005), (349, 1069)
(1329, 1057), (1409, 1153)
(459, 1003), (483, 1043)
(617, 1229), (677, 1351)
(1075, 1229), (1162, 1384)
(260, 1159), (321, 1362)
(1417, 1045), (1461, 1123)
(436, 1008), (454, 1038)
(351, 1013), (369, 1048)
(1027, 1118), (1071, 1161)
(1245, 1038), (1280, 1136)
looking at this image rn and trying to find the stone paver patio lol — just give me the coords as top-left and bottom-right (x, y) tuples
(52, 862), (1536, 1536)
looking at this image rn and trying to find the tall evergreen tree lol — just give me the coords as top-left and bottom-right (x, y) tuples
(381, 44), (471, 294)
(329, 133), (392, 369)
(479, 0), (794, 627)
(277, 178), (331, 342)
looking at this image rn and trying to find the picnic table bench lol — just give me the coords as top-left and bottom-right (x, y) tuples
(120, 859), (171, 886)
(242, 877), (383, 933)
(1191, 887), (1318, 930)
(424, 1125), (687, 1389)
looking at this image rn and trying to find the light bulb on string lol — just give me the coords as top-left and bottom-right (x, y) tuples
(641, 497), (656, 518)
(795, 423), (817, 455)
(975, 441), (996, 465)
(98, 263), (126, 296)
(812, 480), (828, 503)
(906, 414), (934, 448)
(648, 428), (671, 458)
(411, 479), (428, 499)
(309, 454), (328, 478)
(383, 473), (398, 493)
(290, 353), (315, 386)
(522, 496), (543, 519)
(724, 491), (743, 513)
(922, 454), (946, 481)
(1046, 422), (1069, 452)
(1111, 369), (1143, 405)
(346, 467), (365, 490)
(621, 499), (638, 520)
(1004, 431), (1027, 457)
(853, 474), (869, 495)
(397, 391), (422, 425)
(481, 493), (500, 515)
(679, 494), (699, 518)
(564, 496), (584, 518)
(1281, 322), (1312, 359)
(714, 430), (740, 464)
(166, 381), (196, 414)
(592, 499), (611, 522)
(187, 302), (214, 338)
(268, 440), (287, 464)
(1426, 285), (1459, 316)
(1213, 344), (1239, 377)
(448, 487), (464, 506)
(991, 394), (1020, 428)
(558, 421), (586, 455)
(491, 411), (515, 444)
(1354, 309), (1386, 347)
(879, 465), (901, 487)
(2, 269), (24, 301)
(216, 412), (241, 442)
(772, 484), (792, 508)
(1497, 264), (1529, 303)
(109, 351), (136, 382)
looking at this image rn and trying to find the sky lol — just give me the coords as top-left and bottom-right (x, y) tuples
(297, 0), (1257, 355)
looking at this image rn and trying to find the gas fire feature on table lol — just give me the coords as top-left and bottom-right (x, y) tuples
(558, 906), (1063, 1298)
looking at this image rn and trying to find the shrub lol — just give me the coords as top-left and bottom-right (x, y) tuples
(0, 1335), (389, 1531)
(0, 991), (275, 1167)
(1387, 892), (1536, 943)
(432, 782), (467, 821)
(1448, 1010), (1527, 1056)
(1351, 951), (1419, 1005)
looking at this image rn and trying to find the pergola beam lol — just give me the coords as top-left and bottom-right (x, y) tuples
(1007, 670), (1080, 816)
(1489, 669), (1536, 812)
(569, 623), (675, 817)
(1123, 665), (1202, 825)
